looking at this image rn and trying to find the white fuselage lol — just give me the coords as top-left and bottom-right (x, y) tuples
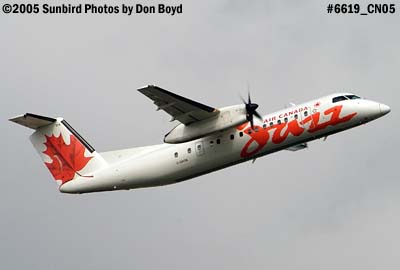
(59, 93), (390, 193)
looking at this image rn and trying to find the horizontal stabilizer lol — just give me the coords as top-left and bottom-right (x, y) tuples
(9, 113), (56, 130)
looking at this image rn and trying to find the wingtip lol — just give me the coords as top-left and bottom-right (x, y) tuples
(9, 114), (26, 122)
(137, 84), (157, 91)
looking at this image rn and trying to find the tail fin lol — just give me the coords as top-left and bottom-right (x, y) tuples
(9, 113), (107, 186)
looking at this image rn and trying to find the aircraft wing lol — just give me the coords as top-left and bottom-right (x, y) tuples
(138, 85), (219, 125)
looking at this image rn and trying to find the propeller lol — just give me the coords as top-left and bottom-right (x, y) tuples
(241, 92), (263, 130)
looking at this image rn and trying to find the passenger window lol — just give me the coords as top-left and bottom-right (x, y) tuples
(230, 134), (234, 140)
(216, 139), (221, 144)
(248, 130), (252, 134)
(294, 114), (298, 119)
(277, 120), (281, 124)
(304, 111), (308, 117)
(284, 117), (288, 123)
(239, 132), (243, 137)
(174, 152), (178, 158)
(210, 140), (214, 145)
(254, 127), (259, 132)
(346, 95), (361, 100)
(187, 148), (191, 154)
(197, 144), (201, 150)
(263, 124), (266, 129)
(332, 96), (348, 103)
(269, 122), (273, 127)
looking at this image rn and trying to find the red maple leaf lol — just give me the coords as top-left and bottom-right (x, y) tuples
(42, 134), (92, 184)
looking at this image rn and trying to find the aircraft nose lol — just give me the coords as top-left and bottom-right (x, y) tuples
(379, 103), (391, 116)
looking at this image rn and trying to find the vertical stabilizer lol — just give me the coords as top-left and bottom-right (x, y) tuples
(10, 113), (107, 186)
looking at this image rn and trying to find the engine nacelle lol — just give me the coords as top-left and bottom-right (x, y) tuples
(164, 105), (247, 143)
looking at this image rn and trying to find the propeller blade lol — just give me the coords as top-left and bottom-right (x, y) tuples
(247, 103), (258, 112)
(248, 114), (254, 130)
(240, 89), (262, 130)
(240, 95), (246, 104)
(254, 110), (263, 120)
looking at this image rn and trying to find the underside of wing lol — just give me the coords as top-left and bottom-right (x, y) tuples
(138, 85), (219, 125)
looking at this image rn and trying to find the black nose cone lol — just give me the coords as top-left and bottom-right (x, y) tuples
(247, 103), (259, 111)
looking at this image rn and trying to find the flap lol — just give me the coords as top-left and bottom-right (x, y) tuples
(138, 85), (219, 125)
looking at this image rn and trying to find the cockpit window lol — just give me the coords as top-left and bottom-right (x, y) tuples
(345, 95), (361, 100)
(332, 96), (348, 103)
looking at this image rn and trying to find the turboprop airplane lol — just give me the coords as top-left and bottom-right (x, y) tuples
(9, 85), (390, 194)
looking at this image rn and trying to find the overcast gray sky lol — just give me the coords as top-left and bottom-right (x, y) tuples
(1, 0), (399, 269)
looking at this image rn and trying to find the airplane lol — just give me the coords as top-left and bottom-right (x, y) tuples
(9, 85), (390, 194)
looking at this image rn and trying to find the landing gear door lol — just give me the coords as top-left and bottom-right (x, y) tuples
(195, 141), (205, 156)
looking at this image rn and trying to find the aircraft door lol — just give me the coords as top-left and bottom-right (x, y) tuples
(195, 141), (205, 156)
